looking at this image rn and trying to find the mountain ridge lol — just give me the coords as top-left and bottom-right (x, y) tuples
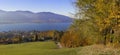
(0, 10), (73, 23)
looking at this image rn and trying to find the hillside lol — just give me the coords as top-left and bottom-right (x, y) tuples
(0, 41), (76, 55)
(0, 10), (72, 23)
(0, 41), (120, 55)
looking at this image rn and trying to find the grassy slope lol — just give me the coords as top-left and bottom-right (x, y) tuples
(77, 45), (120, 55)
(0, 41), (120, 55)
(0, 41), (77, 55)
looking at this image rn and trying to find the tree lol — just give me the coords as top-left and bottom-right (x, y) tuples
(61, 0), (120, 48)
(76, 0), (120, 45)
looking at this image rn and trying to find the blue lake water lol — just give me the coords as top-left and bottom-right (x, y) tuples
(0, 23), (71, 32)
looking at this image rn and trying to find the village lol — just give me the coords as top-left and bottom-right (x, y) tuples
(0, 30), (63, 44)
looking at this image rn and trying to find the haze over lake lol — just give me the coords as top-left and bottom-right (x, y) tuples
(0, 10), (73, 32)
(0, 23), (71, 32)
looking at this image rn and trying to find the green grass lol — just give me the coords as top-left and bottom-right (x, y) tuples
(0, 41), (120, 55)
(0, 41), (77, 55)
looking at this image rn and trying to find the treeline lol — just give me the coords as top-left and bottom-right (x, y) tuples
(60, 0), (120, 48)
(0, 31), (63, 44)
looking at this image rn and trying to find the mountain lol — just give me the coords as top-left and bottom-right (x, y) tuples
(0, 10), (73, 23)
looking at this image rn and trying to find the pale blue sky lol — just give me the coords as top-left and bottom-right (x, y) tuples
(0, 0), (76, 16)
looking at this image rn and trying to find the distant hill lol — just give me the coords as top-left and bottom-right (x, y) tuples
(0, 10), (73, 23)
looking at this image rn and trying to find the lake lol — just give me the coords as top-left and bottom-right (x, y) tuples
(0, 23), (71, 32)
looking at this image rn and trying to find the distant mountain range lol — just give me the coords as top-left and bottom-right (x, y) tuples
(0, 10), (73, 23)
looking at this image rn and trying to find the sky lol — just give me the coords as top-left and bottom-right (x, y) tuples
(0, 0), (76, 16)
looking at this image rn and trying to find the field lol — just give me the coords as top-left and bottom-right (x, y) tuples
(0, 41), (120, 55)
(0, 41), (77, 55)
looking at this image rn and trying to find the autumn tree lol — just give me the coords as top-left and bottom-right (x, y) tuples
(76, 0), (120, 45)
(60, 0), (120, 48)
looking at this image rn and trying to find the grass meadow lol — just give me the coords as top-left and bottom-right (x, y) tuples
(0, 41), (77, 55)
(0, 41), (120, 55)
